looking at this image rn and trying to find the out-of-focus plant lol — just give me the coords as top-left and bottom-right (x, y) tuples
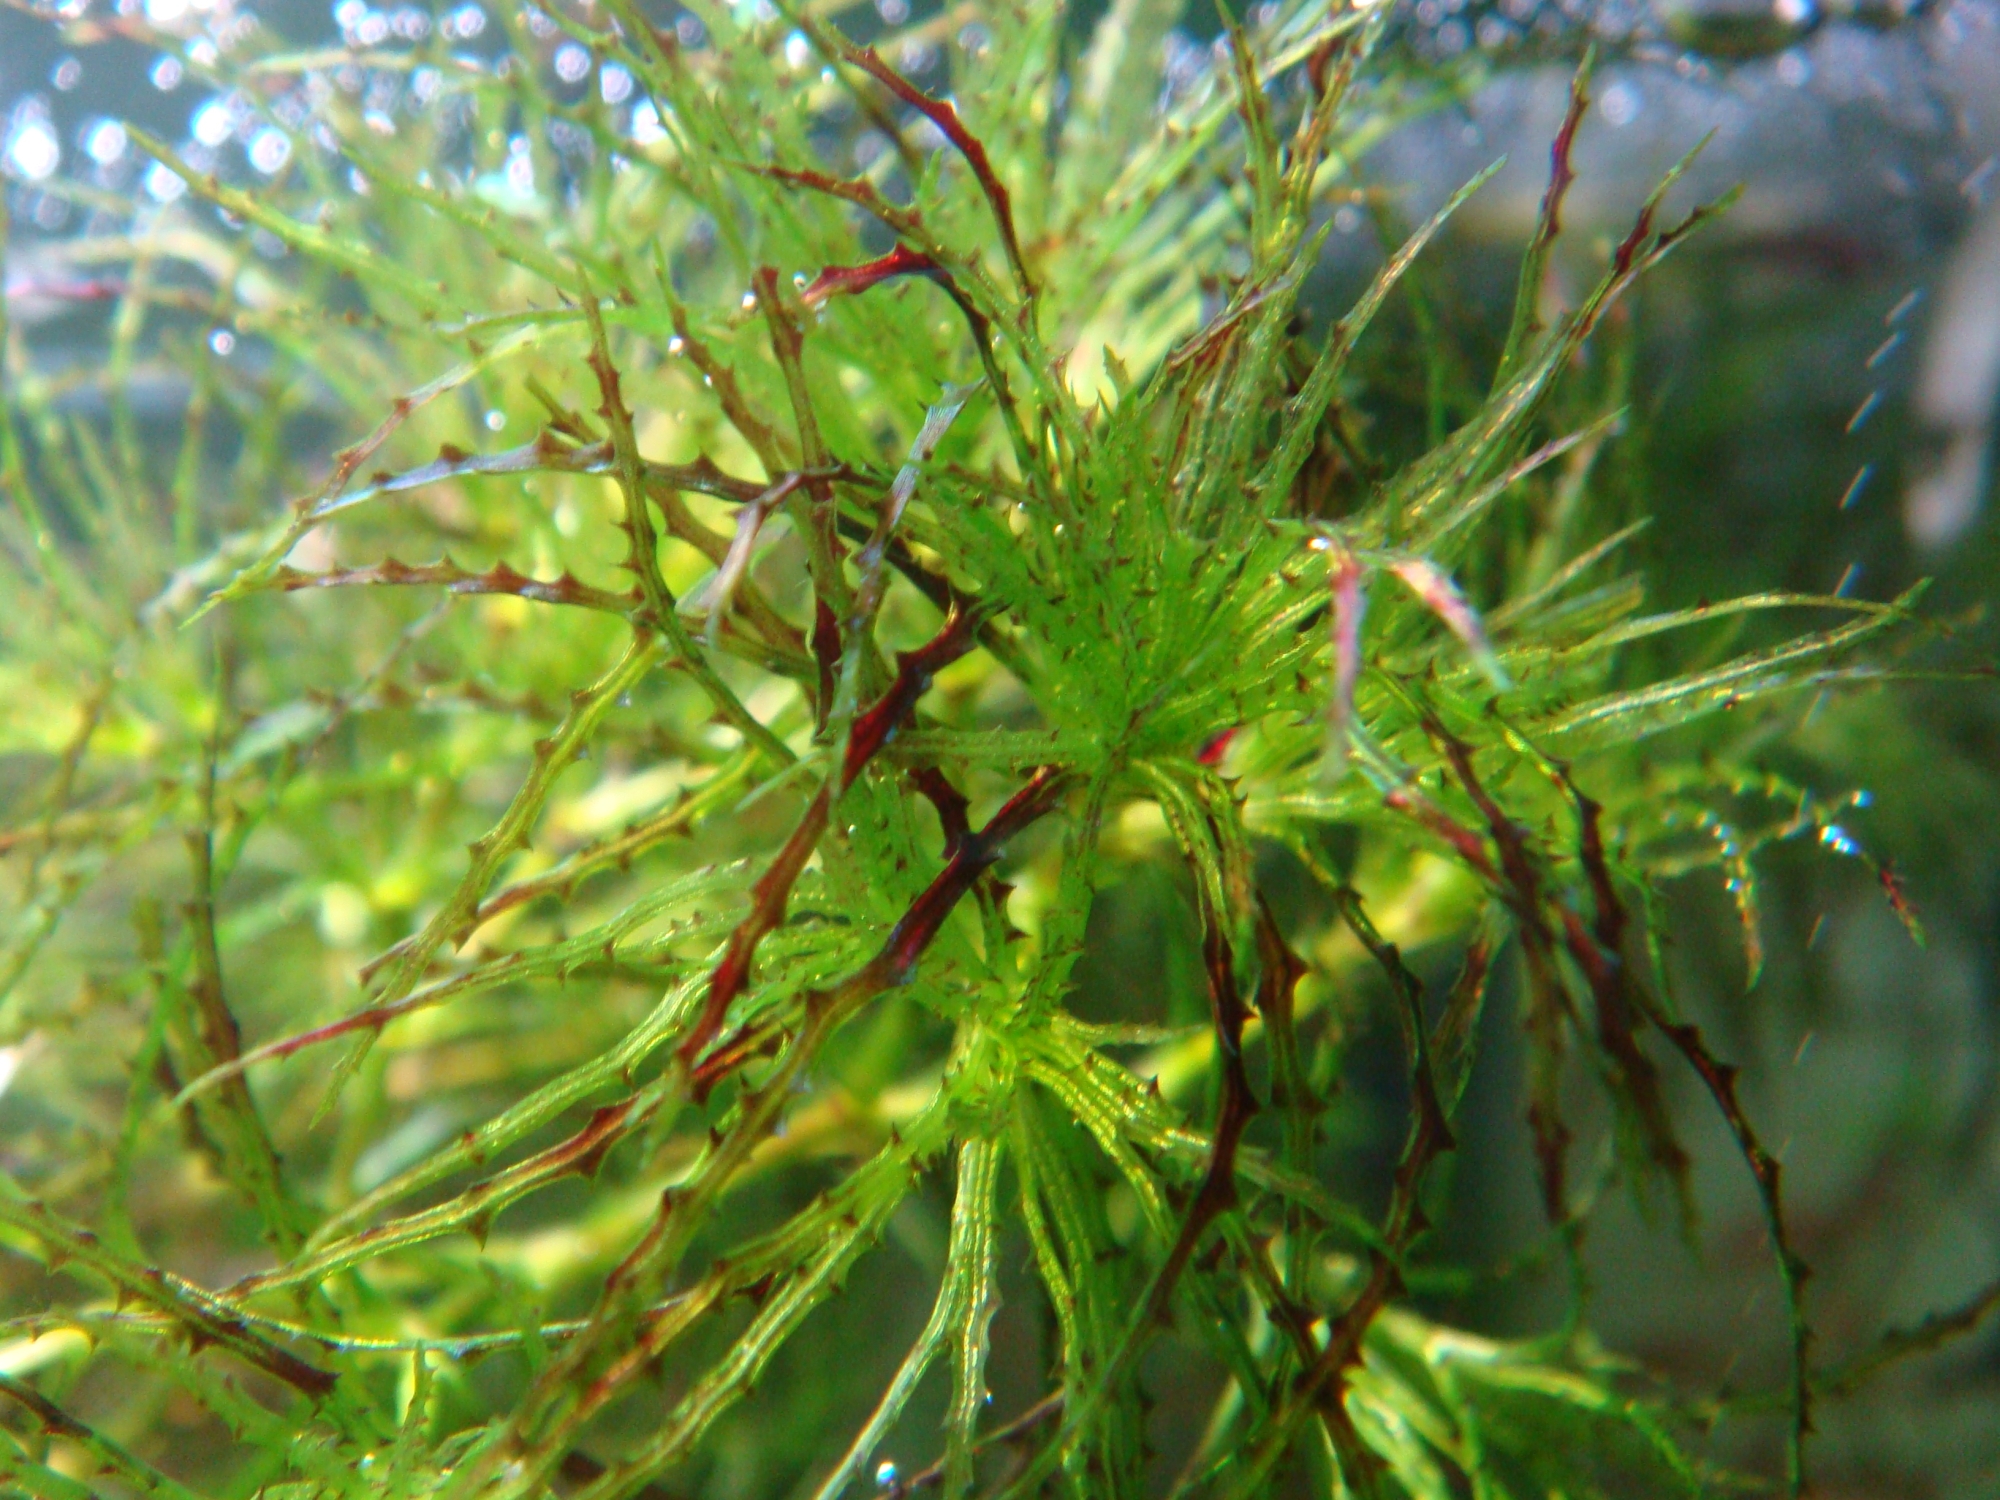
(0, 1), (1965, 1496)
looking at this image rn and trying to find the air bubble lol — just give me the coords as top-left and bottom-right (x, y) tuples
(667, 334), (687, 356)
(1599, 81), (1639, 128)
(630, 100), (665, 146)
(145, 159), (187, 200)
(209, 328), (236, 356)
(741, 289), (759, 311)
(874, 1461), (899, 1488)
(554, 42), (592, 84)
(248, 127), (292, 174)
(84, 120), (129, 166)
(505, 135), (534, 194)
(150, 55), (184, 90)
(5, 115), (60, 182)
(191, 100), (236, 149)
(485, 409), (507, 431)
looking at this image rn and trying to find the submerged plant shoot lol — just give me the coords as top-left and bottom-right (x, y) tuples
(0, 0), (1980, 1497)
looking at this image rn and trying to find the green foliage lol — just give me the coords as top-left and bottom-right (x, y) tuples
(0, 2), (1953, 1497)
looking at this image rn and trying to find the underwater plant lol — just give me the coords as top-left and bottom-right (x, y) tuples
(0, 0), (1973, 1496)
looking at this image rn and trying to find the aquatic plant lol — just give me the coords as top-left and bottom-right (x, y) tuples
(0, 1), (1965, 1496)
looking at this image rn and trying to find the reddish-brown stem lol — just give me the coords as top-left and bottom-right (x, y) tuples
(1426, 720), (1575, 1222)
(687, 763), (1067, 1111)
(812, 29), (1032, 299)
(865, 765), (1067, 988)
(676, 607), (986, 1069)
(1381, 785), (1496, 882)
(1140, 916), (1261, 1328)
(1293, 891), (1467, 1477)
(800, 245), (950, 308)
(908, 766), (971, 856)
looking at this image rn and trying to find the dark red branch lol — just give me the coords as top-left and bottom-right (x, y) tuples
(908, 766), (971, 857)
(689, 766), (1068, 1102)
(1554, 782), (1690, 1193)
(823, 36), (1032, 298)
(799, 245), (950, 309)
(1537, 65), (1588, 253)
(842, 605), (984, 787)
(1382, 785), (1497, 883)
(1647, 1006), (1815, 1475)
(867, 765), (1067, 987)
(676, 607), (986, 1069)
(1141, 917), (1261, 1327)
(1426, 721), (1574, 1222)
(1296, 891), (1468, 1476)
